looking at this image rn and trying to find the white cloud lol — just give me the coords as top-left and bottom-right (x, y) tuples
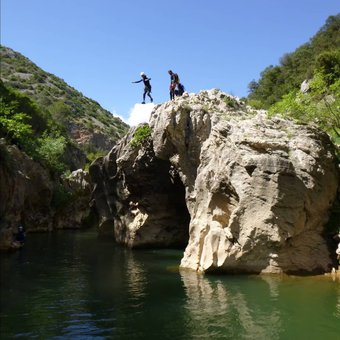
(111, 109), (128, 124)
(127, 103), (155, 126)
(112, 113), (128, 124)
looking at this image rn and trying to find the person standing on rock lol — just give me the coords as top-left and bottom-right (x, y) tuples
(168, 70), (179, 100)
(132, 72), (153, 104)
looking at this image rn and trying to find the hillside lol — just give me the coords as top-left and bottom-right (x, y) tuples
(0, 46), (128, 155)
(247, 14), (340, 146)
(0, 45), (131, 247)
(247, 14), (340, 108)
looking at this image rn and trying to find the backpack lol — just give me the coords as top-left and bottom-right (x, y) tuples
(177, 83), (185, 95)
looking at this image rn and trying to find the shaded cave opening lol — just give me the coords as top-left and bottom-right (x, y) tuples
(128, 158), (191, 250)
(166, 164), (191, 249)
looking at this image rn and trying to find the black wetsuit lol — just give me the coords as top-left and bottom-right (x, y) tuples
(16, 228), (25, 244)
(133, 75), (153, 103)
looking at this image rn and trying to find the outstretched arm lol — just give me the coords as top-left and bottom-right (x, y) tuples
(132, 79), (142, 83)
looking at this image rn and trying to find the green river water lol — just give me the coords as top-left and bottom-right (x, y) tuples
(0, 229), (339, 339)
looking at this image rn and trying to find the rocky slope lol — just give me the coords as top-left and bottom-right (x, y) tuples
(0, 45), (128, 154)
(90, 90), (339, 274)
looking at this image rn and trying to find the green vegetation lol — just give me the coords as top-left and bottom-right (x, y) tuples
(223, 96), (239, 109)
(247, 14), (340, 145)
(36, 133), (68, 175)
(130, 124), (152, 147)
(0, 44), (130, 177)
(268, 72), (340, 144)
(0, 100), (33, 150)
(248, 14), (340, 109)
(0, 81), (69, 175)
(84, 149), (107, 171)
(51, 183), (74, 211)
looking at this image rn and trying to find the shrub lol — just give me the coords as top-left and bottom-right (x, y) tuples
(130, 124), (151, 147)
(269, 71), (340, 144)
(36, 133), (67, 175)
(51, 184), (73, 211)
(224, 96), (238, 108)
(84, 149), (107, 170)
(0, 99), (34, 150)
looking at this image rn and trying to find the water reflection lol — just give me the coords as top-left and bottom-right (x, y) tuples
(125, 251), (147, 304)
(260, 275), (281, 300)
(180, 270), (282, 339)
(2, 231), (340, 339)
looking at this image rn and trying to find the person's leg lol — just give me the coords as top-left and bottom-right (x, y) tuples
(142, 89), (146, 104)
(169, 85), (173, 100)
(147, 89), (153, 102)
(170, 86), (174, 100)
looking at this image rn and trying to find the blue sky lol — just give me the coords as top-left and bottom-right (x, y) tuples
(1, 0), (339, 123)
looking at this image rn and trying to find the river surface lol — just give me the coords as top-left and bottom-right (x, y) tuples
(0, 229), (339, 339)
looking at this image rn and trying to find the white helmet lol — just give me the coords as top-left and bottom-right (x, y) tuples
(140, 72), (145, 76)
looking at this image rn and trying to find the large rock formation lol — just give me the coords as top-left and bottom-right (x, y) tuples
(90, 90), (339, 274)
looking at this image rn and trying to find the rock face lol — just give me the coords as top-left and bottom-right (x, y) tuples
(0, 141), (53, 250)
(0, 140), (93, 251)
(337, 233), (340, 265)
(90, 90), (339, 274)
(90, 129), (189, 248)
(54, 169), (96, 230)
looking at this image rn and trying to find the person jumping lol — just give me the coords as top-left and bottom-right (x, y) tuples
(132, 72), (153, 104)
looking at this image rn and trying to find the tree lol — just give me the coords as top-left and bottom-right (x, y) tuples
(315, 50), (340, 86)
(0, 100), (33, 149)
(37, 133), (67, 175)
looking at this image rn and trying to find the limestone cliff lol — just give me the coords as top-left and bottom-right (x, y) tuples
(90, 90), (339, 274)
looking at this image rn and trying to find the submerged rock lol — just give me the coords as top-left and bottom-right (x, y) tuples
(90, 90), (339, 274)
